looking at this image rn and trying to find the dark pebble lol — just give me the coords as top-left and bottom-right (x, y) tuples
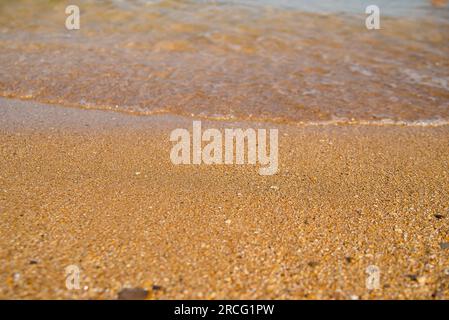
(434, 214), (444, 220)
(29, 260), (38, 265)
(118, 288), (148, 300)
(432, 290), (443, 299)
(405, 274), (418, 282)
(439, 242), (449, 250)
(152, 285), (163, 291)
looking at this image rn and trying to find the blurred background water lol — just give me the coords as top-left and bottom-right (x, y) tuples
(0, 0), (448, 124)
(106, 0), (449, 21)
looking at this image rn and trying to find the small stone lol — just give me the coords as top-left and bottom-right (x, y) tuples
(225, 219), (231, 225)
(406, 274), (418, 282)
(13, 272), (20, 282)
(349, 295), (359, 300)
(307, 261), (319, 268)
(270, 185), (279, 190)
(152, 285), (162, 291)
(417, 276), (427, 286)
(345, 257), (353, 264)
(432, 290), (443, 299)
(118, 288), (148, 300)
(135, 172), (141, 176)
(29, 259), (38, 265)
(439, 242), (449, 250)
(434, 214), (444, 220)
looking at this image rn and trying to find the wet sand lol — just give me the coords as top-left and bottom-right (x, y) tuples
(2, 0), (449, 124)
(0, 98), (448, 299)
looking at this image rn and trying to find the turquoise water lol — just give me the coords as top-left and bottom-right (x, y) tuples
(229, 0), (447, 16)
(112, 0), (449, 19)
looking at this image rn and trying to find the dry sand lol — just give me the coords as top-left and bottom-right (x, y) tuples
(0, 98), (448, 299)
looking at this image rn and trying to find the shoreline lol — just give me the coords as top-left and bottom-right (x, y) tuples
(2, 97), (449, 130)
(1, 98), (448, 299)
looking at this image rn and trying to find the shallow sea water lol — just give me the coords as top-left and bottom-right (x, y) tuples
(0, 0), (448, 125)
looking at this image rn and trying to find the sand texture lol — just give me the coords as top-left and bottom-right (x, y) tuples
(0, 99), (448, 299)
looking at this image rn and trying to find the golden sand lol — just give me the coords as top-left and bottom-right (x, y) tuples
(0, 99), (448, 299)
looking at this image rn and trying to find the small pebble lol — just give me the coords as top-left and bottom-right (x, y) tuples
(417, 276), (427, 286)
(118, 288), (148, 300)
(406, 274), (418, 282)
(13, 273), (20, 282)
(439, 242), (449, 250)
